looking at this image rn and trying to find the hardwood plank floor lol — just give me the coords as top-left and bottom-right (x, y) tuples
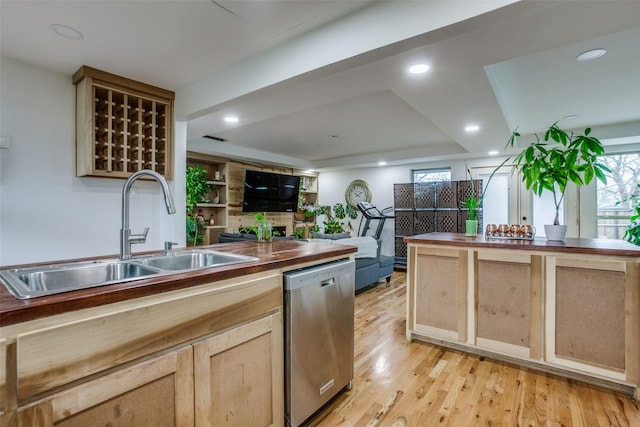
(307, 271), (639, 427)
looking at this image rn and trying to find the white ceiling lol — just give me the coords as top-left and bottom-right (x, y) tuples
(2, 1), (639, 171)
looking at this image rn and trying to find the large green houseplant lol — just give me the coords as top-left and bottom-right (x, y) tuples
(186, 165), (214, 245)
(323, 203), (358, 234)
(507, 121), (610, 241)
(619, 183), (640, 246)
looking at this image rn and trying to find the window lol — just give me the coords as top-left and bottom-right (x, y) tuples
(413, 168), (450, 183)
(596, 152), (640, 240)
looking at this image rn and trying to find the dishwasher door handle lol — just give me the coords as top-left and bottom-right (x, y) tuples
(321, 277), (336, 288)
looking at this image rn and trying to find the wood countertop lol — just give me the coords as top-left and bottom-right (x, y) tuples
(0, 240), (356, 326)
(404, 232), (640, 257)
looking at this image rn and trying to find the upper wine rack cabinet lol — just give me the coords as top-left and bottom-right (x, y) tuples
(73, 66), (175, 180)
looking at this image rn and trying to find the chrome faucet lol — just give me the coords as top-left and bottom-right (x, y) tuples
(120, 170), (176, 260)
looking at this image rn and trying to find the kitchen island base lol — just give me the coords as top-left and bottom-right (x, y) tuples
(405, 233), (640, 400)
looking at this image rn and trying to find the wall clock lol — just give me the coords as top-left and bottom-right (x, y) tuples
(345, 179), (372, 208)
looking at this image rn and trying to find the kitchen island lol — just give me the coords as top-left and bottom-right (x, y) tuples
(404, 232), (640, 399)
(0, 240), (356, 426)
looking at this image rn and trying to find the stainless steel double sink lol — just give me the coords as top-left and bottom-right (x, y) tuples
(0, 250), (257, 299)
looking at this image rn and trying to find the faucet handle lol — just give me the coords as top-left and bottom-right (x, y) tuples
(164, 241), (178, 255)
(129, 227), (149, 244)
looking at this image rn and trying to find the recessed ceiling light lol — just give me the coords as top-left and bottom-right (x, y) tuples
(488, 150), (499, 156)
(224, 115), (239, 123)
(50, 24), (84, 40)
(408, 64), (430, 74)
(576, 48), (606, 62)
(465, 124), (480, 132)
(378, 161), (387, 166)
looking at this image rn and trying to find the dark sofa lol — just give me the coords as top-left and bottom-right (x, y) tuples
(308, 234), (394, 292)
(351, 239), (394, 291)
(218, 232), (297, 243)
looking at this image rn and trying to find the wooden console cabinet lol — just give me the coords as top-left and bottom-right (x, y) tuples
(405, 233), (640, 399)
(1, 272), (283, 426)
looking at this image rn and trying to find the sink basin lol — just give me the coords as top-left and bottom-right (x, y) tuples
(0, 260), (160, 299)
(0, 250), (258, 299)
(135, 250), (257, 271)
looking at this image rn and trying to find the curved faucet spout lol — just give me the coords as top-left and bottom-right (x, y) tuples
(120, 170), (176, 260)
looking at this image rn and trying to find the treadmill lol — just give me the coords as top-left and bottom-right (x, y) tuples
(356, 202), (394, 239)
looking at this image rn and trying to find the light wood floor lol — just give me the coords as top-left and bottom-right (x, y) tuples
(308, 271), (640, 427)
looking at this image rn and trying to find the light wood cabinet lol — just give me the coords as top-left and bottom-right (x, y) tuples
(0, 338), (6, 418)
(408, 246), (467, 343)
(545, 255), (639, 384)
(187, 153), (229, 244)
(194, 313), (284, 427)
(16, 346), (194, 427)
(295, 174), (318, 239)
(73, 66), (174, 180)
(475, 250), (543, 360)
(406, 236), (640, 399)
(1, 271), (283, 425)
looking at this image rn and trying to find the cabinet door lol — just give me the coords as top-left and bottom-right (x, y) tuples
(410, 246), (468, 342)
(193, 313), (284, 427)
(16, 346), (193, 427)
(0, 338), (6, 418)
(545, 256), (637, 383)
(475, 251), (543, 359)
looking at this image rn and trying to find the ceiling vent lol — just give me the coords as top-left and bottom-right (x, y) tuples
(204, 135), (228, 142)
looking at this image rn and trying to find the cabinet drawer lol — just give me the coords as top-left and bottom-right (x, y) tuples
(16, 272), (281, 401)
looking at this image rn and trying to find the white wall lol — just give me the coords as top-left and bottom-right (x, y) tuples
(0, 57), (185, 266)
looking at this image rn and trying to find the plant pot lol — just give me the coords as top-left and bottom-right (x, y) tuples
(544, 224), (567, 241)
(465, 220), (478, 237)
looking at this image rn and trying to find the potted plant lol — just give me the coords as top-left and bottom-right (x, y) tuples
(460, 159), (509, 236)
(242, 212), (277, 242)
(186, 165), (214, 245)
(619, 183), (640, 246)
(323, 203), (357, 234)
(507, 121), (610, 241)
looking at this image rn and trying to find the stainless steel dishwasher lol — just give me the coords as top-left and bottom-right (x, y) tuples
(284, 259), (355, 427)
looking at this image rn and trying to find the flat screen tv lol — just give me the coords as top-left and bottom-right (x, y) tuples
(242, 170), (301, 213)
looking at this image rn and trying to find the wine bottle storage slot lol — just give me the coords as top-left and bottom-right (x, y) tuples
(91, 88), (168, 175)
(74, 65), (174, 179)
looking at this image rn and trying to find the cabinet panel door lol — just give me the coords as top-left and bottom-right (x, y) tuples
(193, 313), (284, 427)
(0, 338), (6, 417)
(16, 347), (193, 427)
(475, 252), (542, 359)
(546, 256), (630, 381)
(412, 247), (467, 341)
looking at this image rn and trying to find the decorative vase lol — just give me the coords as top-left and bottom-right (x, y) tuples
(544, 224), (567, 241)
(465, 219), (478, 236)
(211, 190), (220, 204)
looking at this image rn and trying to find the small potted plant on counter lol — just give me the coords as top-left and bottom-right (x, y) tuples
(507, 121), (610, 241)
(460, 158), (509, 236)
(242, 212), (277, 242)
